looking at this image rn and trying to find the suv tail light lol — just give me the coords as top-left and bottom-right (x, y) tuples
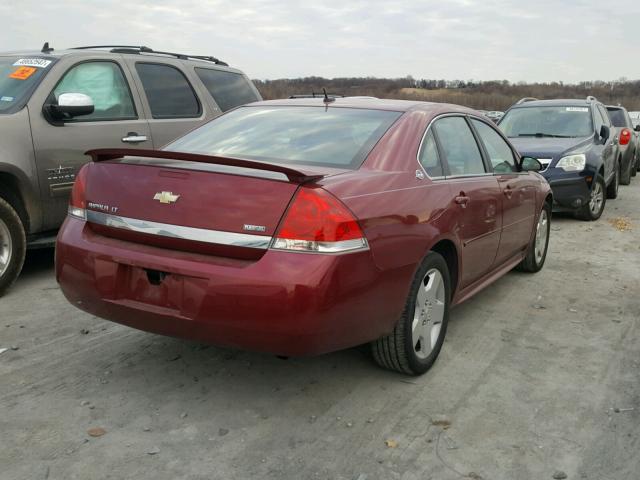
(68, 164), (89, 220)
(620, 128), (632, 146)
(271, 188), (368, 253)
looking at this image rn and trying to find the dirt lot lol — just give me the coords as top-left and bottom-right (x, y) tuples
(1, 184), (639, 480)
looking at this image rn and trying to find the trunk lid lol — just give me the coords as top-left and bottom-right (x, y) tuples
(82, 149), (348, 258)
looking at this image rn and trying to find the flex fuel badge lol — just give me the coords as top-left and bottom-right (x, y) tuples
(9, 66), (37, 80)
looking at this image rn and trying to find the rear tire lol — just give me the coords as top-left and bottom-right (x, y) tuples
(518, 203), (551, 273)
(0, 197), (26, 297)
(620, 156), (632, 185)
(575, 174), (606, 221)
(371, 252), (450, 375)
(606, 161), (620, 199)
(632, 152), (638, 177)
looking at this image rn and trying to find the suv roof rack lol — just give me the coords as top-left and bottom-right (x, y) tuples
(515, 97), (538, 105)
(69, 45), (229, 66)
(586, 95), (598, 102)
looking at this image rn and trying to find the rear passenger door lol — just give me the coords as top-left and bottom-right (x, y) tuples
(470, 118), (537, 266)
(433, 116), (502, 288)
(125, 59), (211, 147)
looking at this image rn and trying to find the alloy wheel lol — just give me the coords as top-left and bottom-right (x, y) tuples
(534, 209), (549, 264)
(589, 181), (604, 216)
(412, 268), (446, 359)
(0, 218), (12, 277)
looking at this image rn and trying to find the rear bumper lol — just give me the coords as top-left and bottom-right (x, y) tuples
(543, 173), (591, 210)
(56, 217), (411, 356)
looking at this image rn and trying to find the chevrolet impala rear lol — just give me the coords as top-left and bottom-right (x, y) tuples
(56, 103), (406, 357)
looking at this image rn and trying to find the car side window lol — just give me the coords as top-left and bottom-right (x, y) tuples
(433, 116), (486, 175)
(418, 130), (444, 177)
(597, 105), (611, 127)
(593, 106), (604, 135)
(52, 61), (136, 121)
(471, 119), (517, 174)
(135, 63), (201, 119)
(195, 68), (260, 112)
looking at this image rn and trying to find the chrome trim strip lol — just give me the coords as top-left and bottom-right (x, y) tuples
(85, 210), (272, 249)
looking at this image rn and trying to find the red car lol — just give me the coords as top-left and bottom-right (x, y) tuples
(56, 98), (552, 375)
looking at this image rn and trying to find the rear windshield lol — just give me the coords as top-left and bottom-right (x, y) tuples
(606, 108), (629, 128)
(195, 68), (260, 112)
(166, 106), (402, 169)
(499, 106), (593, 138)
(0, 56), (54, 114)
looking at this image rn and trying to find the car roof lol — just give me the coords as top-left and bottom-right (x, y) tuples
(246, 97), (480, 115)
(512, 99), (594, 108)
(0, 47), (244, 73)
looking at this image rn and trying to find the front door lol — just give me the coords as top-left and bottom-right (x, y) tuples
(28, 57), (153, 231)
(433, 115), (502, 288)
(470, 118), (537, 266)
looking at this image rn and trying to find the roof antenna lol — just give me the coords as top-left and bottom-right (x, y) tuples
(322, 88), (335, 103)
(41, 42), (54, 54)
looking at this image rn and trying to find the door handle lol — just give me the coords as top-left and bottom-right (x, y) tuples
(455, 195), (470, 207)
(503, 185), (514, 198)
(122, 133), (148, 144)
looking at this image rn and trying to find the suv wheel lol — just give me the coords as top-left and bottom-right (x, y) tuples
(576, 174), (606, 221)
(518, 202), (551, 272)
(632, 152), (638, 177)
(606, 161), (620, 199)
(372, 252), (450, 375)
(0, 197), (26, 296)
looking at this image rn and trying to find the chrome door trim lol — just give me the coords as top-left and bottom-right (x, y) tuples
(85, 210), (272, 248)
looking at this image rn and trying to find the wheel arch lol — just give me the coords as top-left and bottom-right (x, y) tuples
(0, 168), (36, 233)
(428, 238), (459, 301)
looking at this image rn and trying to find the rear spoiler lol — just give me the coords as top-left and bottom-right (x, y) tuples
(86, 148), (325, 184)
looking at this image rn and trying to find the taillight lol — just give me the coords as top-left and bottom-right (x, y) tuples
(271, 188), (368, 253)
(620, 128), (631, 146)
(68, 164), (89, 220)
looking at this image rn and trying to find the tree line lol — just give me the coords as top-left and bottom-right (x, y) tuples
(253, 77), (640, 111)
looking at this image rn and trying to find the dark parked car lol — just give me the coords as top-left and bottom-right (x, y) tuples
(499, 97), (620, 221)
(56, 98), (552, 375)
(0, 44), (261, 295)
(607, 105), (640, 182)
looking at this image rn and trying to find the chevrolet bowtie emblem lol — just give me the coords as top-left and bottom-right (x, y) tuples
(153, 191), (180, 204)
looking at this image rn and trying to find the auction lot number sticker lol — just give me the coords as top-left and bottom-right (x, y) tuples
(9, 66), (37, 80)
(13, 58), (52, 68)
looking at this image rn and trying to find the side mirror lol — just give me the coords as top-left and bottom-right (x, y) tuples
(599, 124), (610, 142)
(520, 156), (543, 172)
(635, 124), (640, 133)
(45, 93), (94, 123)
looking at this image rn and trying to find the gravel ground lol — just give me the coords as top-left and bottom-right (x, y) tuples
(1, 183), (639, 480)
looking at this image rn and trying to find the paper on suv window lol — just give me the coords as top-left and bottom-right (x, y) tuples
(9, 66), (37, 80)
(566, 107), (589, 112)
(13, 58), (52, 68)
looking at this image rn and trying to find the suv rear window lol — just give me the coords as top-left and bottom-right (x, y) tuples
(166, 106), (402, 169)
(135, 63), (200, 118)
(500, 106), (593, 138)
(0, 56), (54, 114)
(195, 68), (259, 112)
(606, 108), (629, 128)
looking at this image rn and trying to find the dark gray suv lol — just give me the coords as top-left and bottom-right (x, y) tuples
(0, 44), (262, 295)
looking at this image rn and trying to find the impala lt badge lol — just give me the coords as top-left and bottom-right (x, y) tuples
(153, 191), (180, 204)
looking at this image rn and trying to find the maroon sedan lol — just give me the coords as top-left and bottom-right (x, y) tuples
(56, 98), (552, 375)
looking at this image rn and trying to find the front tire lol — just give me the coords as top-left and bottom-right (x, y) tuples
(575, 174), (606, 221)
(372, 252), (450, 375)
(0, 197), (26, 297)
(518, 202), (551, 273)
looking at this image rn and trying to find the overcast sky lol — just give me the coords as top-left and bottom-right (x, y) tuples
(1, 0), (639, 83)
